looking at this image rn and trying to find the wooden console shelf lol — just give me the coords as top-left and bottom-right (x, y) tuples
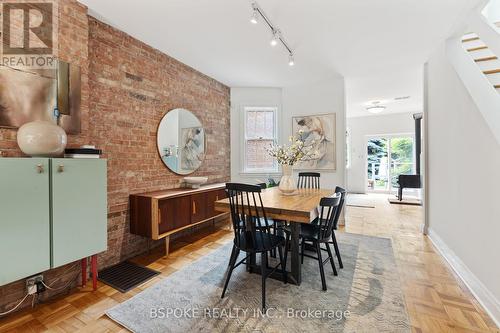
(130, 183), (228, 256)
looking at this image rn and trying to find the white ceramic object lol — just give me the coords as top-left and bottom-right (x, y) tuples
(279, 164), (297, 195)
(183, 176), (208, 188)
(17, 120), (67, 157)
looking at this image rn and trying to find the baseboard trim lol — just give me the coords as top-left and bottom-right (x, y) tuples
(427, 228), (500, 327)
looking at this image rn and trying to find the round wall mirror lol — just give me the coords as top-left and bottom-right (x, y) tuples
(157, 108), (205, 175)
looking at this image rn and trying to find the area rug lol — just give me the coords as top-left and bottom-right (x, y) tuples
(346, 194), (376, 209)
(106, 233), (410, 333)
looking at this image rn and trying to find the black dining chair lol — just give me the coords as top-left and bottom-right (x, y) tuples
(329, 186), (346, 269)
(297, 172), (321, 189)
(221, 183), (287, 310)
(285, 193), (341, 291)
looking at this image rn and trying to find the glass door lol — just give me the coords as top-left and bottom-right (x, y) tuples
(367, 136), (415, 193)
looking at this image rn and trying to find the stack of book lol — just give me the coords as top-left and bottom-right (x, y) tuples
(64, 147), (102, 159)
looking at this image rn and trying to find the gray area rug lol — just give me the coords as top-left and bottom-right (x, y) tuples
(107, 232), (410, 333)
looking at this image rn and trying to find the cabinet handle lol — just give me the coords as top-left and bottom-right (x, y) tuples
(36, 164), (44, 173)
(57, 164), (64, 173)
(193, 201), (196, 215)
(216, 195), (219, 201)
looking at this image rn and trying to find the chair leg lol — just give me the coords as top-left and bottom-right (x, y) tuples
(325, 243), (338, 276)
(301, 239), (305, 264)
(221, 245), (239, 299)
(261, 252), (267, 310)
(331, 231), (343, 269)
(316, 241), (327, 291)
(283, 233), (289, 271)
(271, 226), (277, 258)
(277, 244), (287, 284)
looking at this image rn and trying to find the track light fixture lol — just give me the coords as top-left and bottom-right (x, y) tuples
(249, 1), (295, 66)
(250, 8), (258, 24)
(270, 30), (280, 47)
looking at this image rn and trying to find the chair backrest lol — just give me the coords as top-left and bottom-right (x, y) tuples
(225, 183), (273, 249)
(333, 186), (346, 229)
(297, 172), (320, 189)
(316, 194), (342, 241)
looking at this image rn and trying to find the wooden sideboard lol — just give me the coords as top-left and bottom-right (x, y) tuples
(130, 183), (228, 256)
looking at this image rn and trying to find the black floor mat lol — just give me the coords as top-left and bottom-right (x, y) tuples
(98, 261), (160, 293)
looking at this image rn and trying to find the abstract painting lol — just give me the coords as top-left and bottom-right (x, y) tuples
(180, 127), (205, 171)
(0, 61), (81, 134)
(292, 113), (336, 170)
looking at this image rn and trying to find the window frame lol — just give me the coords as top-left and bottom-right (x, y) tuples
(241, 106), (280, 174)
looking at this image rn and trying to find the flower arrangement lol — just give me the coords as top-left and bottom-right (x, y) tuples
(265, 130), (319, 166)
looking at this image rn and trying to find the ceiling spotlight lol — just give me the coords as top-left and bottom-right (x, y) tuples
(288, 54), (295, 66)
(366, 102), (386, 114)
(270, 30), (280, 46)
(250, 9), (259, 24)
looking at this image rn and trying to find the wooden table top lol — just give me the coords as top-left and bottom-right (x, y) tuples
(214, 187), (335, 223)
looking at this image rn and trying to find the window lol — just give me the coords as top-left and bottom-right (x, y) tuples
(243, 107), (278, 173)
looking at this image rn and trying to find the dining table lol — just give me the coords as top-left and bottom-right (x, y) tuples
(214, 186), (335, 285)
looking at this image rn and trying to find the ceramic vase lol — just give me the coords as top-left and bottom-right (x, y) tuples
(17, 120), (67, 157)
(279, 164), (297, 195)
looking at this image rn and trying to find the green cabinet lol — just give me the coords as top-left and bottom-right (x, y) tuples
(0, 158), (51, 286)
(0, 158), (107, 286)
(51, 159), (107, 267)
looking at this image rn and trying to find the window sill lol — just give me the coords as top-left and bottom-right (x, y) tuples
(239, 171), (282, 177)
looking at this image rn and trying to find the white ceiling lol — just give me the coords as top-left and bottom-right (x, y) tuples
(346, 67), (424, 118)
(80, 0), (482, 115)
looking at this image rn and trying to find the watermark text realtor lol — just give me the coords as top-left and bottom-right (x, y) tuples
(0, 1), (57, 69)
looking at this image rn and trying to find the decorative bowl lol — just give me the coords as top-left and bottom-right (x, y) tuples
(183, 176), (208, 188)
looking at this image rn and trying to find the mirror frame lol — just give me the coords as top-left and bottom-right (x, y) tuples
(156, 108), (206, 176)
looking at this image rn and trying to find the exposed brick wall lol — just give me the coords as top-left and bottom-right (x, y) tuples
(0, 0), (230, 316)
(88, 17), (230, 267)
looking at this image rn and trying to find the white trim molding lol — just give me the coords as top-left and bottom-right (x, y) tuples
(427, 228), (500, 327)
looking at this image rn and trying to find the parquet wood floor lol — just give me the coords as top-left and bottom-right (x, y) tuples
(0, 193), (498, 332)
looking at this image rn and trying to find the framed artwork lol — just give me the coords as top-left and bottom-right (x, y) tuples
(179, 127), (205, 171)
(0, 61), (81, 134)
(292, 113), (336, 170)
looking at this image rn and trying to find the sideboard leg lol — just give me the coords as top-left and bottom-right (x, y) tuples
(164, 236), (170, 257)
(81, 258), (87, 287)
(91, 255), (98, 291)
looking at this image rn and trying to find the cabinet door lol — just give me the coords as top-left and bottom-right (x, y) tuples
(0, 158), (50, 286)
(158, 196), (191, 235)
(206, 189), (227, 218)
(191, 193), (207, 224)
(51, 159), (107, 268)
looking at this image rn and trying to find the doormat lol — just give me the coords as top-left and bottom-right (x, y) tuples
(98, 261), (160, 293)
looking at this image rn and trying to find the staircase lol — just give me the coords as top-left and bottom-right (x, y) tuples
(462, 24), (500, 93)
(446, 10), (500, 145)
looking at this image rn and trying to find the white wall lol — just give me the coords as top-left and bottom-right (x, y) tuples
(427, 44), (500, 324)
(346, 113), (415, 193)
(230, 76), (346, 190)
(482, 0), (500, 24)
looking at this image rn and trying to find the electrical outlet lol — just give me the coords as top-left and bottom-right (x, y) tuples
(26, 275), (44, 295)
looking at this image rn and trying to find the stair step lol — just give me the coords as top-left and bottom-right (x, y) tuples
(462, 37), (480, 42)
(476, 57), (500, 72)
(467, 46), (489, 52)
(468, 47), (496, 59)
(495, 84), (500, 89)
(475, 56), (498, 62)
(483, 69), (500, 75)
(485, 72), (500, 86)
(463, 39), (486, 49)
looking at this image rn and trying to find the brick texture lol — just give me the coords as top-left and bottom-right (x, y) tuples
(0, 0), (230, 315)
